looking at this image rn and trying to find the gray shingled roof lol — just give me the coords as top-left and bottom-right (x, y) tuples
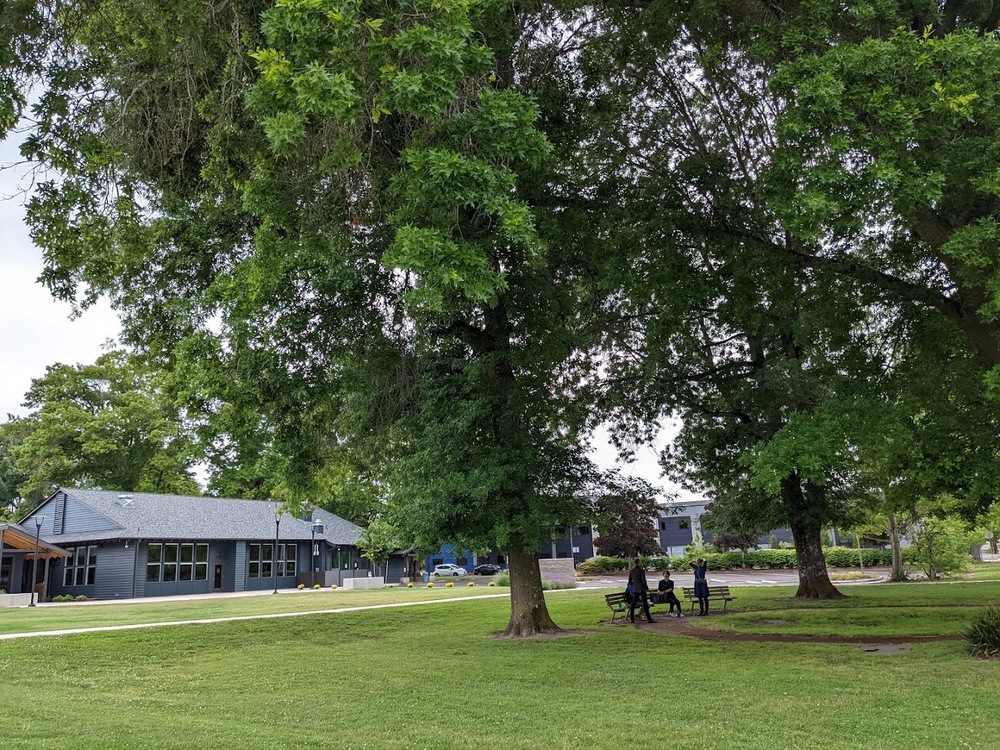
(36, 489), (363, 546)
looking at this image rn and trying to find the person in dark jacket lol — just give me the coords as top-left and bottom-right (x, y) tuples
(657, 570), (684, 617)
(690, 558), (709, 615)
(627, 558), (655, 623)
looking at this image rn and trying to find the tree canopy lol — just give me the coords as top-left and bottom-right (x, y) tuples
(3, 0), (1000, 617)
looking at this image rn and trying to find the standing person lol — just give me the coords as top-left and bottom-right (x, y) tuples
(690, 558), (709, 615)
(627, 557), (655, 624)
(657, 570), (683, 617)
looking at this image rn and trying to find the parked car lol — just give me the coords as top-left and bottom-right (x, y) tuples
(432, 564), (467, 577)
(473, 563), (504, 576)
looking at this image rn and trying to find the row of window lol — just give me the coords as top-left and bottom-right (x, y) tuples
(64, 546), (97, 587)
(248, 543), (297, 579)
(146, 543), (211, 583)
(60, 542), (361, 587)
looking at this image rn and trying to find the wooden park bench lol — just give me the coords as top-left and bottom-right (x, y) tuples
(604, 591), (655, 623)
(681, 585), (735, 612)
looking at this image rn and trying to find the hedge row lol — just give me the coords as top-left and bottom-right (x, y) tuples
(575, 547), (919, 575)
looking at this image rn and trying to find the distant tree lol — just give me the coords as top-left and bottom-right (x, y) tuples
(8, 351), (201, 506)
(357, 518), (399, 580)
(593, 475), (664, 559)
(911, 513), (974, 580)
(0, 425), (27, 518)
(712, 532), (760, 553)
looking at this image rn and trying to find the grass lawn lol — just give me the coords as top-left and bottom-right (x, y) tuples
(0, 582), (998, 749)
(0, 585), (505, 635)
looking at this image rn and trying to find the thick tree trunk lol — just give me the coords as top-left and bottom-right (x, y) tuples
(782, 474), (844, 599)
(790, 519), (843, 598)
(502, 543), (560, 637)
(887, 513), (907, 582)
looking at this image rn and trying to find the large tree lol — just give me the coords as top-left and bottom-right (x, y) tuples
(4, 350), (201, 507)
(2, 0), (602, 635)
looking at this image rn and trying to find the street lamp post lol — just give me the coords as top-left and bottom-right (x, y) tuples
(29, 515), (44, 607)
(273, 512), (282, 594)
(310, 523), (318, 588)
(0, 527), (6, 593)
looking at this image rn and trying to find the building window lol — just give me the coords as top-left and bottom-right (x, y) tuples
(195, 544), (209, 581)
(248, 543), (296, 578)
(276, 544), (297, 577)
(578, 526), (590, 537)
(163, 543), (179, 582)
(146, 542), (210, 583)
(63, 546), (97, 586)
(341, 549), (356, 570)
(147, 543), (162, 583)
(678, 519), (690, 530)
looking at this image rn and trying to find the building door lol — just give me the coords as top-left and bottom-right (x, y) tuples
(212, 562), (224, 591)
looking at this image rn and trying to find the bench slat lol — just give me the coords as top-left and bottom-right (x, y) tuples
(680, 585), (736, 611)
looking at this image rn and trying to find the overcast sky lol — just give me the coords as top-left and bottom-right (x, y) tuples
(1, 134), (121, 420)
(1, 132), (687, 496)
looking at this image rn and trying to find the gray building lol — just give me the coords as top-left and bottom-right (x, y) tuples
(653, 499), (795, 555)
(19, 488), (387, 600)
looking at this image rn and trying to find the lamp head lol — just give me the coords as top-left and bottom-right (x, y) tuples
(34, 515), (44, 529)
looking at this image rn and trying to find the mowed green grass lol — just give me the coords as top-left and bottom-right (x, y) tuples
(0, 585), (505, 634)
(1, 583), (999, 749)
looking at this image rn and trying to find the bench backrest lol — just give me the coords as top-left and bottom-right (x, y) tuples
(681, 586), (731, 596)
(605, 593), (627, 604)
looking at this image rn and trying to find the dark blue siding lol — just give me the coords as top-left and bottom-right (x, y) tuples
(94, 544), (138, 599)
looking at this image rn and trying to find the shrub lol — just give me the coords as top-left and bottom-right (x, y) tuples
(427, 582), (434, 588)
(575, 556), (629, 575)
(467, 581), (475, 587)
(297, 583), (305, 589)
(541, 579), (575, 590)
(445, 582), (454, 588)
(911, 516), (973, 579)
(494, 573), (510, 586)
(407, 583), (414, 588)
(74, 595), (88, 601)
(488, 581), (496, 587)
(330, 584), (338, 589)
(313, 583), (321, 589)
(963, 604), (1000, 658)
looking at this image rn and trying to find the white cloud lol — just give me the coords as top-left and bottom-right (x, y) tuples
(1, 135), (121, 420)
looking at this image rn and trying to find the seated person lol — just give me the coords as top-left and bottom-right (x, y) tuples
(656, 570), (684, 617)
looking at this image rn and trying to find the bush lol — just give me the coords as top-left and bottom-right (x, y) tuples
(467, 581), (475, 587)
(407, 582), (414, 588)
(494, 573), (510, 586)
(541, 579), (576, 590)
(823, 546), (895, 568)
(575, 557), (629, 575)
(963, 604), (1000, 658)
(74, 595), (88, 601)
(911, 516), (973, 579)
(330, 584), (338, 589)
(445, 582), (454, 588)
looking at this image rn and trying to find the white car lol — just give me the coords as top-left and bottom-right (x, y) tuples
(432, 563), (467, 577)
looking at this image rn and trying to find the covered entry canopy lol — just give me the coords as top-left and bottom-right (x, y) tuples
(0, 522), (71, 559)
